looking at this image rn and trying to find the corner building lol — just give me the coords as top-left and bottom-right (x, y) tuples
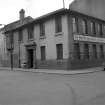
(4, 8), (105, 70)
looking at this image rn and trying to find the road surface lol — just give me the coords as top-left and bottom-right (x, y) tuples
(0, 70), (105, 105)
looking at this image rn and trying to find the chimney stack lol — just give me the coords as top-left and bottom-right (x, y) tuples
(19, 9), (25, 20)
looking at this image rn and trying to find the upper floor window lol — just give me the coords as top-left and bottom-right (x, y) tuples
(6, 32), (14, 50)
(82, 19), (88, 34)
(10, 32), (14, 44)
(90, 21), (96, 34)
(72, 17), (79, 33)
(40, 22), (45, 36)
(56, 44), (63, 60)
(97, 23), (103, 36)
(55, 16), (62, 33)
(18, 29), (23, 42)
(28, 25), (34, 40)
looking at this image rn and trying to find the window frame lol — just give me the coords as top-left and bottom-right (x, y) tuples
(82, 19), (88, 34)
(18, 29), (23, 42)
(40, 46), (46, 61)
(72, 17), (79, 33)
(56, 44), (63, 60)
(28, 25), (34, 40)
(74, 43), (80, 60)
(55, 16), (62, 33)
(40, 22), (45, 36)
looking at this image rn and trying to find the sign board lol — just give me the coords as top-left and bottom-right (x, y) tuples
(74, 34), (105, 43)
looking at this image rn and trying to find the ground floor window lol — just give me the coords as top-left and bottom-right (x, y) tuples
(84, 44), (89, 59)
(74, 43), (80, 59)
(40, 46), (46, 61)
(93, 44), (97, 59)
(56, 44), (63, 60)
(100, 45), (104, 59)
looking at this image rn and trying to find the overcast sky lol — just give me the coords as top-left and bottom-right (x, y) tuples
(0, 0), (74, 25)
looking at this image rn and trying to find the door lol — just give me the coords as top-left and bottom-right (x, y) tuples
(27, 49), (33, 68)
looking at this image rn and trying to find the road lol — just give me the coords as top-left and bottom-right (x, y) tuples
(0, 70), (105, 105)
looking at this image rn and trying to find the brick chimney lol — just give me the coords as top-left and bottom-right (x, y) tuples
(19, 9), (25, 20)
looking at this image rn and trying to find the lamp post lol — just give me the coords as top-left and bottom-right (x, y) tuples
(10, 44), (14, 71)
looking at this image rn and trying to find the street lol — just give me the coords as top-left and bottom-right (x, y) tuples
(0, 70), (105, 105)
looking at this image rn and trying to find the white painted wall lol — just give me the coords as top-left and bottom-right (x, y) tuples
(13, 14), (69, 64)
(0, 29), (7, 61)
(34, 14), (69, 60)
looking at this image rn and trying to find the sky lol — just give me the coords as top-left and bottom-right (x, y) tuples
(0, 0), (74, 25)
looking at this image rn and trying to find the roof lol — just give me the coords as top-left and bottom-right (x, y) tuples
(4, 16), (33, 32)
(69, 0), (105, 21)
(32, 8), (68, 23)
(4, 8), (68, 33)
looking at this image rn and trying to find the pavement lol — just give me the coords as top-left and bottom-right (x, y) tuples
(0, 66), (103, 75)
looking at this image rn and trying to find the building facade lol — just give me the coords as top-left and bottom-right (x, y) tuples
(4, 8), (105, 70)
(0, 28), (8, 67)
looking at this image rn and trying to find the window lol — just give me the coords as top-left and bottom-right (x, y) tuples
(55, 16), (62, 33)
(18, 29), (23, 42)
(97, 24), (103, 37)
(40, 23), (45, 36)
(90, 21), (96, 34)
(93, 44), (97, 59)
(72, 17), (79, 33)
(100, 45), (104, 58)
(74, 43), (80, 59)
(56, 44), (63, 60)
(82, 19), (88, 34)
(103, 25), (105, 35)
(6, 32), (14, 50)
(40, 46), (46, 60)
(28, 25), (34, 40)
(84, 44), (89, 59)
(10, 32), (14, 45)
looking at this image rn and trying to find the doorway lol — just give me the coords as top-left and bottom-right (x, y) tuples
(27, 49), (34, 68)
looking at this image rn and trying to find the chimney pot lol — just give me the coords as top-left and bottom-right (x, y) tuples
(19, 9), (25, 20)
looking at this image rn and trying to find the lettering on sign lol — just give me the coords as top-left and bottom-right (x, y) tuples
(74, 34), (105, 43)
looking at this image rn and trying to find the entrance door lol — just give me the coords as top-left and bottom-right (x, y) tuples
(27, 49), (34, 68)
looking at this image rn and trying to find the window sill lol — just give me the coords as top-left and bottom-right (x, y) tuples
(55, 32), (63, 36)
(18, 41), (23, 43)
(56, 59), (63, 61)
(40, 35), (46, 39)
(28, 38), (34, 42)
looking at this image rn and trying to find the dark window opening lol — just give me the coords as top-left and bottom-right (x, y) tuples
(55, 16), (62, 33)
(28, 25), (34, 39)
(82, 19), (88, 34)
(93, 44), (97, 59)
(72, 17), (79, 33)
(84, 44), (89, 59)
(56, 44), (63, 60)
(74, 43), (80, 59)
(90, 21), (96, 35)
(40, 23), (45, 36)
(18, 29), (23, 42)
(40, 46), (46, 60)
(100, 45), (104, 58)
